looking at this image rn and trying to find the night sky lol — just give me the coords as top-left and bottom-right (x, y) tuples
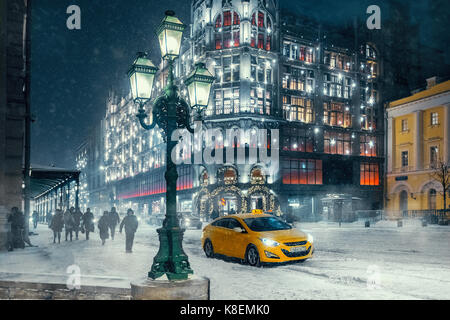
(30, 0), (450, 168)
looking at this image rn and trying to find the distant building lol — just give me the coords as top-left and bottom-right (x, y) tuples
(0, 0), (29, 250)
(386, 77), (450, 213)
(83, 0), (385, 222)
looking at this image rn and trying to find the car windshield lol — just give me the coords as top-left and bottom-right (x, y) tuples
(243, 217), (292, 232)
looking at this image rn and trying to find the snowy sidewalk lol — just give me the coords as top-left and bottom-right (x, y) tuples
(0, 220), (449, 300)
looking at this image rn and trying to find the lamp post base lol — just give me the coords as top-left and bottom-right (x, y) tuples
(131, 275), (210, 300)
(148, 226), (194, 281)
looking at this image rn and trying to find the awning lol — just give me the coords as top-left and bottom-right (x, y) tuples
(29, 165), (80, 199)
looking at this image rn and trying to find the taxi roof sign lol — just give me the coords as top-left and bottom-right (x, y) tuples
(252, 209), (264, 215)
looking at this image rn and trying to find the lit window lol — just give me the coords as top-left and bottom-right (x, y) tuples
(431, 112), (439, 126)
(360, 163), (379, 186)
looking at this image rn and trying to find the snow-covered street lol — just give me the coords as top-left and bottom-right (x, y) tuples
(0, 219), (449, 300)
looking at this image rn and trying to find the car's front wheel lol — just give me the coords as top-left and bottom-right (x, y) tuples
(245, 245), (261, 267)
(204, 239), (214, 258)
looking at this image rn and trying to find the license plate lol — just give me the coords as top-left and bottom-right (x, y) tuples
(290, 246), (306, 253)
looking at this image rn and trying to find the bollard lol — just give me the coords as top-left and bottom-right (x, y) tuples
(397, 220), (403, 228)
(365, 221), (370, 228)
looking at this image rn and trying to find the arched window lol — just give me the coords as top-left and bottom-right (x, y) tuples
(429, 189), (437, 210)
(250, 10), (272, 51)
(214, 11), (240, 50)
(251, 13), (256, 26)
(251, 167), (265, 184)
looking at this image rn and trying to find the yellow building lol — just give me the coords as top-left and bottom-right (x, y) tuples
(386, 77), (450, 214)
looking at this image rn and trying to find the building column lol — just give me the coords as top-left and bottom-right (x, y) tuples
(387, 116), (394, 173)
(415, 110), (423, 170)
(444, 104), (450, 164)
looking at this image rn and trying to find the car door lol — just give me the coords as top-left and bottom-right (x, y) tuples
(210, 218), (231, 255)
(226, 218), (249, 259)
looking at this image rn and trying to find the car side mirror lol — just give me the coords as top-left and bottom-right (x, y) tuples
(233, 227), (245, 233)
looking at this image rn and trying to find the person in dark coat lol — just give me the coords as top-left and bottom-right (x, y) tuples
(82, 208), (95, 240)
(98, 211), (110, 245)
(229, 208), (236, 215)
(72, 207), (83, 240)
(8, 207), (25, 249)
(119, 209), (139, 253)
(108, 207), (120, 240)
(49, 209), (64, 244)
(63, 209), (75, 242)
(32, 211), (39, 229)
(211, 208), (219, 220)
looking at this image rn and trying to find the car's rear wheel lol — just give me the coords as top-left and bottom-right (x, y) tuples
(204, 239), (214, 258)
(245, 245), (261, 267)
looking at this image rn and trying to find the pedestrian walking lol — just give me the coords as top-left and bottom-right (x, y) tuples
(108, 207), (121, 240)
(98, 211), (110, 245)
(32, 210), (39, 229)
(63, 209), (75, 242)
(119, 209), (139, 253)
(46, 211), (53, 225)
(72, 207), (83, 240)
(82, 208), (95, 240)
(49, 209), (64, 244)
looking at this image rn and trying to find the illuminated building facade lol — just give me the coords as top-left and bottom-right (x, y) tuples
(82, 0), (385, 221)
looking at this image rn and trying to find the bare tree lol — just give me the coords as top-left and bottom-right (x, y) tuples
(430, 160), (450, 211)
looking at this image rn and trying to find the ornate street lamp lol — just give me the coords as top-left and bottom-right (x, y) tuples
(186, 62), (215, 116)
(128, 52), (159, 108)
(130, 11), (214, 281)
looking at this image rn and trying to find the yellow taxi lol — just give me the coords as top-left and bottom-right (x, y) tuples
(201, 213), (314, 266)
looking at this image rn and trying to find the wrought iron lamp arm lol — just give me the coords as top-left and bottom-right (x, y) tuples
(136, 100), (157, 131)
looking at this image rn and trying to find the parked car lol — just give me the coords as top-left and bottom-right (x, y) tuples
(148, 213), (165, 226)
(180, 213), (202, 230)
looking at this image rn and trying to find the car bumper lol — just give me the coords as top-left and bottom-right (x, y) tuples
(259, 243), (314, 263)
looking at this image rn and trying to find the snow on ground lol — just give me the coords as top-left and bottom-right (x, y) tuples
(0, 219), (449, 300)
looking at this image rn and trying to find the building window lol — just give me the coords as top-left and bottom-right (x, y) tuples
(283, 97), (314, 123)
(431, 112), (439, 126)
(233, 12), (240, 25)
(258, 11), (265, 28)
(323, 102), (352, 128)
(258, 33), (264, 49)
(401, 119), (408, 132)
(324, 131), (351, 155)
(282, 159), (323, 185)
(282, 127), (316, 153)
(360, 163), (380, 186)
(251, 13), (256, 26)
(215, 15), (222, 28)
(401, 151), (409, 168)
(223, 11), (232, 26)
(215, 34), (222, 50)
(430, 146), (439, 167)
(360, 135), (378, 157)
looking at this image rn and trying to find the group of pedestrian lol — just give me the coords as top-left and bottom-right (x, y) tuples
(48, 206), (138, 253)
(97, 208), (138, 252)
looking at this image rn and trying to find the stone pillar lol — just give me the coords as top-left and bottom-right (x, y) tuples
(387, 116), (394, 173)
(444, 104), (450, 164)
(414, 110), (423, 170)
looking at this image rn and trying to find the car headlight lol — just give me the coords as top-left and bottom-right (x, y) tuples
(307, 234), (314, 244)
(260, 238), (280, 247)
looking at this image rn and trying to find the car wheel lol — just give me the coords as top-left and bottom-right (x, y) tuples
(245, 245), (261, 267)
(204, 239), (214, 258)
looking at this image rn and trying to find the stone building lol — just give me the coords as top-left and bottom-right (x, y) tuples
(0, 0), (29, 250)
